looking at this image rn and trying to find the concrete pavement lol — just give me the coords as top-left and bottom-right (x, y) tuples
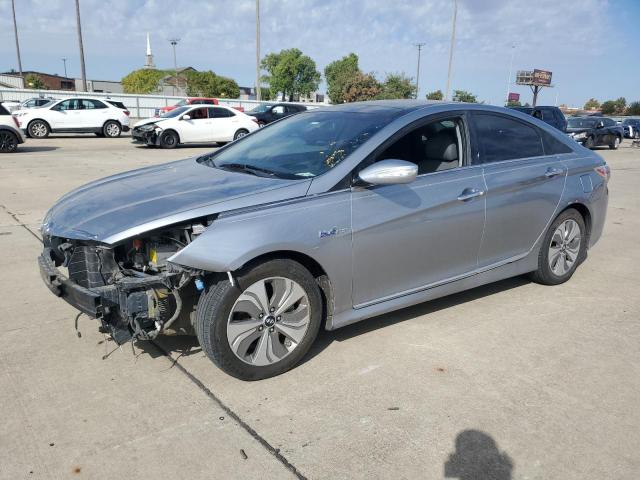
(0, 135), (638, 479)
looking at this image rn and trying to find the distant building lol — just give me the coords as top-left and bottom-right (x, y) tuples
(75, 78), (123, 93)
(0, 73), (24, 88)
(158, 67), (196, 96)
(2, 71), (75, 90)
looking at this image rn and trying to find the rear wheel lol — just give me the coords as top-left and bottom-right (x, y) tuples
(0, 130), (19, 153)
(609, 135), (621, 150)
(233, 129), (249, 141)
(103, 121), (121, 138)
(584, 136), (595, 149)
(27, 120), (49, 138)
(196, 259), (322, 380)
(530, 208), (586, 286)
(634, 130), (640, 139)
(159, 130), (179, 149)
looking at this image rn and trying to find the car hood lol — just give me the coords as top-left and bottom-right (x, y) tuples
(133, 117), (170, 128)
(42, 158), (311, 244)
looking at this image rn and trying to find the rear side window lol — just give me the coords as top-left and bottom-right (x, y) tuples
(82, 99), (107, 109)
(539, 129), (573, 154)
(209, 107), (234, 118)
(473, 113), (544, 163)
(603, 118), (616, 127)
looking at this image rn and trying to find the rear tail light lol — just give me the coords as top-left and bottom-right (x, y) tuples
(251, 117), (258, 123)
(594, 164), (610, 181)
(12, 115), (20, 128)
(124, 110), (130, 116)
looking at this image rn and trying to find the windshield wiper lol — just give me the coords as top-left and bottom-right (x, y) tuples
(216, 163), (282, 178)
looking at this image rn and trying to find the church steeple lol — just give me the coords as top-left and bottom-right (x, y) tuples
(144, 33), (155, 69)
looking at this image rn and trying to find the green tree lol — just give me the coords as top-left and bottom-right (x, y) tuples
(426, 89), (444, 100)
(261, 48), (321, 101)
(184, 71), (240, 98)
(324, 53), (360, 104)
(122, 69), (166, 94)
(583, 98), (600, 110)
(600, 100), (616, 115)
(613, 97), (627, 115)
(627, 101), (640, 116)
(378, 73), (416, 100)
(506, 100), (522, 107)
(25, 73), (46, 89)
(452, 90), (478, 103)
(342, 71), (381, 103)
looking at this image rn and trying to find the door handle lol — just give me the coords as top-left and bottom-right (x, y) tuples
(457, 188), (485, 202)
(545, 167), (564, 178)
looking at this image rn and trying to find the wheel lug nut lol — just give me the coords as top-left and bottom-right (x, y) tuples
(276, 316), (281, 321)
(269, 327), (274, 332)
(258, 326), (263, 331)
(259, 313), (264, 318)
(270, 307), (275, 313)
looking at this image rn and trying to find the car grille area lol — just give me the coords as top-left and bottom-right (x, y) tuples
(68, 246), (118, 289)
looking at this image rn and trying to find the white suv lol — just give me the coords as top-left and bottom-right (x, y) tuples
(13, 97), (130, 138)
(0, 102), (26, 153)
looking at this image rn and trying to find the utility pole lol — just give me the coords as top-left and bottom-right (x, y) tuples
(11, 0), (23, 82)
(169, 38), (180, 96)
(75, 0), (87, 91)
(445, 0), (457, 101)
(414, 43), (426, 99)
(62, 58), (68, 78)
(504, 43), (516, 105)
(256, 0), (261, 101)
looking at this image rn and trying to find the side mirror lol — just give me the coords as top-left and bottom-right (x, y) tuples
(596, 121), (604, 129)
(182, 114), (191, 120)
(357, 159), (418, 186)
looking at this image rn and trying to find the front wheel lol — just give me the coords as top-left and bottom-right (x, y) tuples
(233, 129), (249, 141)
(159, 130), (179, 149)
(530, 209), (586, 286)
(27, 120), (49, 138)
(196, 259), (323, 380)
(0, 130), (19, 153)
(634, 130), (640, 140)
(609, 136), (621, 150)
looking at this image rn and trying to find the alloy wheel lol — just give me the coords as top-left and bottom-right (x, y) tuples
(227, 277), (311, 366)
(105, 123), (120, 137)
(0, 131), (18, 152)
(548, 219), (581, 276)
(30, 122), (47, 138)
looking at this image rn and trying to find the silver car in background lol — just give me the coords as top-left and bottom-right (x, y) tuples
(38, 101), (609, 380)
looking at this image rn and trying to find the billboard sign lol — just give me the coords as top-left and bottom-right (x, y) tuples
(533, 69), (552, 86)
(508, 92), (520, 102)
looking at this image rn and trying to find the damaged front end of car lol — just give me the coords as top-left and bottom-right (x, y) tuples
(38, 220), (211, 345)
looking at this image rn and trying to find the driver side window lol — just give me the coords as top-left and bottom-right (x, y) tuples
(272, 105), (285, 115)
(376, 118), (463, 175)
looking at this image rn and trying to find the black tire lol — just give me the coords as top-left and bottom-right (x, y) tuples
(196, 259), (323, 380)
(634, 131), (640, 140)
(609, 135), (621, 150)
(529, 208), (587, 286)
(233, 129), (249, 141)
(0, 130), (19, 153)
(159, 130), (179, 149)
(27, 120), (50, 139)
(584, 136), (595, 149)
(103, 120), (121, 138)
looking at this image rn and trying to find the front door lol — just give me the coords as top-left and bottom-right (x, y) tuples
(178, 107), (211, 143)
(351, 114), (486, 307)
(470, 112), (567, 267)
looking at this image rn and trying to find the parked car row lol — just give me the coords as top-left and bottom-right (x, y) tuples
(566, 116), (624, 149)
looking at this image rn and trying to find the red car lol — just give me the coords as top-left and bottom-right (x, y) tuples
(156, 97), (219, 116)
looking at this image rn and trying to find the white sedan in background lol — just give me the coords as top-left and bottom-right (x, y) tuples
(131, 105), (259, 148)
(13, 97), (130, 138)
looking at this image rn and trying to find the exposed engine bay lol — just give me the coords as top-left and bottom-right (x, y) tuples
(40, 221), (212, 344)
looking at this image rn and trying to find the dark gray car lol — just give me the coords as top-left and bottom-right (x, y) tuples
(38, 101), (609, 380)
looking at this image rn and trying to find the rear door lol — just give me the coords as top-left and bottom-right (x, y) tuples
(80, 99), (109, 128)
(471, 112), (567, 267)
(208, 107), (236, 141)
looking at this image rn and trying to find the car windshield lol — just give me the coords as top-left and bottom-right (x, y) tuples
(175, 99), (188, 107)
(251, 104), (274, 113)
(567, 118), (597, 128)
(200, 110), (400, 179)
(160, 106), (190, 118)
(36, 100), (55, 108)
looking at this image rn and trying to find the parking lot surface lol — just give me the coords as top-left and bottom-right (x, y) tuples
(1, 135), (639, 479)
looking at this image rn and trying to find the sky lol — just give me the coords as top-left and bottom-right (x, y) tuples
(1, 0), (638, 107)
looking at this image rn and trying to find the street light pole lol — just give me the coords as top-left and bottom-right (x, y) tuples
(169, 38), (180, 96)
(414, 43), (426, 99)
(11, 0), (24, 82)
(256, 0), (261, 101)
(75, 0), (87, 92)
(445, 0), (457, 101)
(62, 58), (68, 78)
(504, 43), (516, 105)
